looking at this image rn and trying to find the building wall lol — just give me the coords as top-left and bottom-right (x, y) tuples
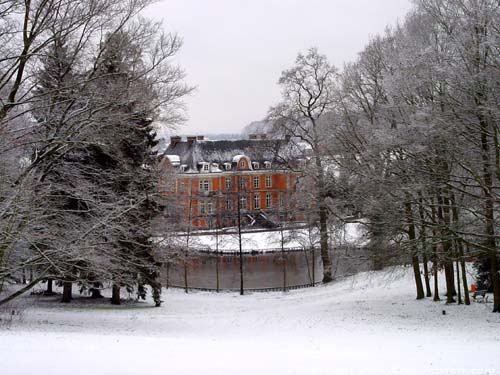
(160, 166), (302, 230)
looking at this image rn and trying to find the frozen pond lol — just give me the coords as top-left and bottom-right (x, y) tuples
(162, 246), (376, 291)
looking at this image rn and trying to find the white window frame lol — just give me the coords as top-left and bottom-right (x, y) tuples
(253, 194), (260, 209)
(240, 196), (247, 210)
(239, 160), (245, 168)
(265, 175), (272, 188)
(199, 179), (210, 192)
(203, 163), (209, 172)
(225, 177), (231, 190)
(207, 201), (213, 215)
(252, 162), (259, 170)
(279, 193), (284, 208)
(253, 176), (260, 189)
(266, 192), (272, 208)
(199, 200), (206, 215)
(264, 161), (271, 169)
(239, 176), (247, 189)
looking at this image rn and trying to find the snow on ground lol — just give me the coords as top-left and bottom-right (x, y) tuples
(1, 267), (499, 375)
(169, 223), (368, 253)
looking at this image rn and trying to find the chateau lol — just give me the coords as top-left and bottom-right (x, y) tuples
(159, 135), (304, 230)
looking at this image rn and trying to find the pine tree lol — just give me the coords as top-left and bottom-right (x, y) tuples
(92, 30), (164, 306)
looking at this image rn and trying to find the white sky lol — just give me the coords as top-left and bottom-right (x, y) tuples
(142, 0), (412, 135)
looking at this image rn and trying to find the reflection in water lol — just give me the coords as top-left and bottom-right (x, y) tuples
(162, 247), (375, 291)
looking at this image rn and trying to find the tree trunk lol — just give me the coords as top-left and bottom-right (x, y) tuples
(90, 282), (103, 298)
(319, 203), (332, 283)
(433, 258), (440, 302)
(490, 252), (500, 312)
(61, 281), (72, 303)
(478, 111), (500, 312)
(418, 196), (432, 297)
(111, 284), (120, 305)
(456, 259), (462, 305)
(44, 278), (55, 296)
(431, 203), (440, 302)
(405, 201), (424, 299)
(437, 194), (455, 303)
(459, 248), (470, 305)
(422, 254), (432, 298)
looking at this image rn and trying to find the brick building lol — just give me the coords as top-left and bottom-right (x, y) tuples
(159, 135), (303, 230)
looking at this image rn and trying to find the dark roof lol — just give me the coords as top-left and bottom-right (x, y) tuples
(163, 139), (288, 173)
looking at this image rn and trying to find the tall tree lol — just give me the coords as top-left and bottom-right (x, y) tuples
(268, 48), (338, 283)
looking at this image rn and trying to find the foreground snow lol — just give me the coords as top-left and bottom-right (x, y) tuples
(1, 267), (499, 375)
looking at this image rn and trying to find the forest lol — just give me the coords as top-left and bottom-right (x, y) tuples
(1, 0), (500, 316)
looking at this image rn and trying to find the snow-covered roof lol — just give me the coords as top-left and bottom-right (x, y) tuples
(232, 155), (247, 163)
(165, 155), (180, 166)
(163, 138), (291, 174)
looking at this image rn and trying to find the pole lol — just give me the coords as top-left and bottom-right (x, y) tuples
(237, 185), (244, 295)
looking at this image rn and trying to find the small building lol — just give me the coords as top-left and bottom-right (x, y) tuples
(159, 135), (303, 230)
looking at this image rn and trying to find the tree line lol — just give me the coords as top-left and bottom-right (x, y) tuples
(269, 0), (500, 312)
(0, 0), (191, 306)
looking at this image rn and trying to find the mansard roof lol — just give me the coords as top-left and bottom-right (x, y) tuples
(162, 137), (288, 173)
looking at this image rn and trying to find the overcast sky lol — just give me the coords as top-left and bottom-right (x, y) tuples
(142, 0), (412, 135)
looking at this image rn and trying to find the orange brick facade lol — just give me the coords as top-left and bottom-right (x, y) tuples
(160, 151), (302, 230)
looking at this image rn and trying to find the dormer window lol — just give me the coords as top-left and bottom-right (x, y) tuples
(202, 163), (209, 172)
(252, 162), (259, 170)
(264, 161), (271, 169)
(239, 160), (245, 168)
(224, 163), (231, 170)
(179, 165), (187, 173)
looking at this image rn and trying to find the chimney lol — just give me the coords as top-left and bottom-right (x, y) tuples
(170, 136), (181, 147)
(197, 135), (204, 141)
(187, 136), (197, 146)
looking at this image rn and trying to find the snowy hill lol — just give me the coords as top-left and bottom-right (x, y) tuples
(1, 266), (499, 375)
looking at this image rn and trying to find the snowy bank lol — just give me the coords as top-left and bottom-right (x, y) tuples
(1, 267), (499, 375)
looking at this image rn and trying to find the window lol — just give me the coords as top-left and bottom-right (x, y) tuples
(207, 201), (213, 215)
(253, 176), (260, 189)
(203, 163), (209, 172)
(265, 175), (272, 188)
(239, 176), (247, 189)
(279, 193), (284, 208)
(239, 160), (246, 168)
(179, 180), (187, 192)
(199, 179), (210, 192)
(253, 194), (260, 209)
(179, 165), (187, 172)
(240, 195), (247, 210)
(224, 163), (231, 170)
(225, 177), (231, 190)
(226, 199), (232, 211)
(252, 162), (259, 169)
(264, 161), (271, 169)
(199, 201), (206, 215)
(266, 192), (272, 208)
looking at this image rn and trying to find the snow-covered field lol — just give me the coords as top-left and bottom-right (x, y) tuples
(1, 267), (499, 375)
(166, 223), (367, 253)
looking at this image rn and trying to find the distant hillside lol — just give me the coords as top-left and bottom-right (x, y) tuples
(242, 120), (273, 136)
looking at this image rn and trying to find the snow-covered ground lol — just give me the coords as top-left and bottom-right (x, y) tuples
(165, 223), (367, 253)
(1, 267), (499, 375)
